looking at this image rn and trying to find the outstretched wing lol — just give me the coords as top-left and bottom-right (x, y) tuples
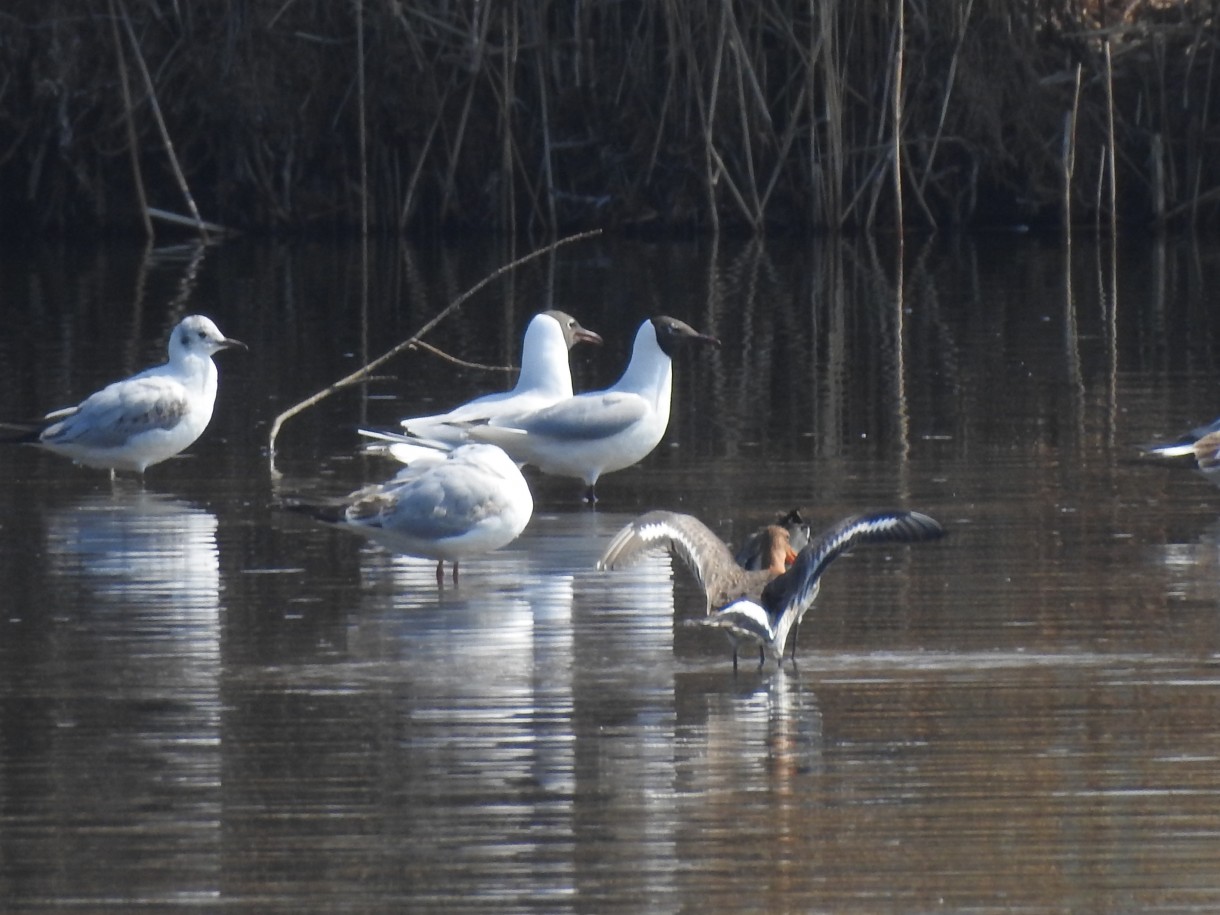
(762, 510), (945, 618)
(596, 510), (741, 608)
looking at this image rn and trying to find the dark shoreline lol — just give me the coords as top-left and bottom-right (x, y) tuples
(3, 1), (1218, 238)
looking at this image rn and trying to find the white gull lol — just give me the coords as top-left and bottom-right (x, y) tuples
(360, 310), (601, 464)
(295, 442), (533, 585)
(463, 315), (720, 502)
(3, 314), (245, 476)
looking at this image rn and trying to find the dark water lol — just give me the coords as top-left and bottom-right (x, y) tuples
(4, 234), (1220, 911)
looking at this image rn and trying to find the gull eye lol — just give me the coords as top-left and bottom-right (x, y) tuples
(197, 330), (208, 340)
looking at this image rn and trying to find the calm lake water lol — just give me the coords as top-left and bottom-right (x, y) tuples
(4, 232), (1220, 911)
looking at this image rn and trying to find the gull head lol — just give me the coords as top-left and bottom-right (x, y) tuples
(545, 310), (604, 350)
(171, 315), (248, 361)
(649, 315), (720, 356)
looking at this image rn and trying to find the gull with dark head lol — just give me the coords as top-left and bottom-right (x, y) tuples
(466, 315), (720, 502)
(360, 310), (602, 464)
(2, 314), (246, 477)
(292, 442), (533, 585)
(598, 509), (945, 670)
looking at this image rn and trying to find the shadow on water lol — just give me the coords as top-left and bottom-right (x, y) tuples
(4, 233), (1220, 909)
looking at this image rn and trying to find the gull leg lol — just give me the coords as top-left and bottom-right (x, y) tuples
(583, 484), (598, 505)
(732, 648), (739, 673)
(435, 561), (444, 587)
(452, 561), (460, 586)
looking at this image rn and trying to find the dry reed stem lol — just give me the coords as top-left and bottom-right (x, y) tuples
(107, 0), (151, 240)
(116, 0), (215, 239)
(267, 228), (601, 457)
(8, 2), (1220, 233)
(916, 0), (973, 204)
(356, 0), (368, 238)
(891, 0), (905, 235)
(1062, 63), (1083, 232)
(1103, 38), (1118, 236)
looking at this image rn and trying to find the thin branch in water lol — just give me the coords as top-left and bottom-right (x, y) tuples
(267, 228), (601, 458)
(407, 339), (517, 373)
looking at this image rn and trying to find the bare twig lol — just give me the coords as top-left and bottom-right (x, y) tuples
(407, 339), (517, 372)
(267, 228), (601, 457)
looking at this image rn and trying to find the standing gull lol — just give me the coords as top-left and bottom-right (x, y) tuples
(2, 314), (246, 476)
(598, 509), (944, 670)
(465, 316), (720, 502)
(292, 443), (533, 585)
(360, 310), (602, 464)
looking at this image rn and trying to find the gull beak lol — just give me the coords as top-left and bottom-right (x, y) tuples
(574, 327), (604, 346)
(221, 336), (249, 352)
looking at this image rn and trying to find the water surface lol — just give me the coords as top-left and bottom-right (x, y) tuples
(3, 234), (1220, 911)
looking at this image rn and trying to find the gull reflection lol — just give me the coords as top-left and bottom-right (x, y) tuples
(42, 488), (222, 696)
(1154, 514), (1220, 606)
(37, 490), (223, 902)
(46, 491), (220, 608)
(339, 514), (588, 900)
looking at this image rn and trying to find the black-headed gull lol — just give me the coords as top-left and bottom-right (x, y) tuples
(361, 310), (602, 464)
(599, 509), (945, 669)
(464, 316), (720, 502)
(296, 443), (533, 585)
(3, 314), (245, 476)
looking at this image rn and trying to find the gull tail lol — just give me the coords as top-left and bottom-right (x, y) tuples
(1138, 438), (1200, 459)
(0, 421), (46, 444)
(278, 498), (345, 525)
(357, 427), (455, 465)
(1138, 415), (1220, 459)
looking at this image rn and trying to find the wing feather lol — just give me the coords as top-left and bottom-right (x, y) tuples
(596, 510), (746, 609)
(762, 510), (945, 619)
(41, 377), (191, 448)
